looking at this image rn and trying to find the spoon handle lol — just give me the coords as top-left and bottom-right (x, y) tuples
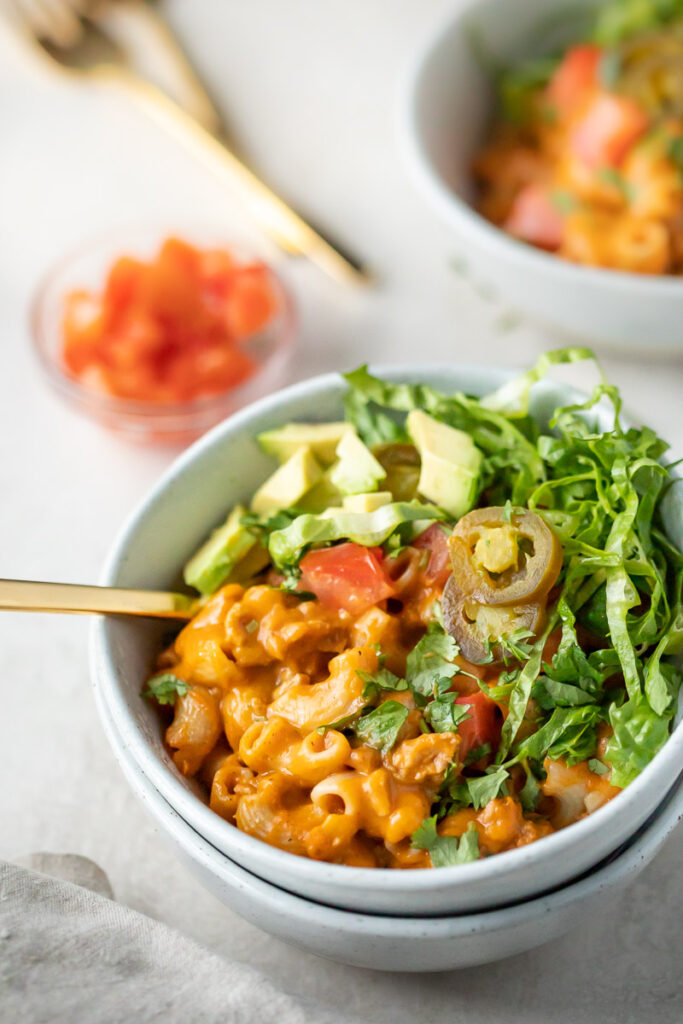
(0, 580), (197, 620)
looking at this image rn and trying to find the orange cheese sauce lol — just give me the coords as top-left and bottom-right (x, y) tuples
(152, 572), (619, 868)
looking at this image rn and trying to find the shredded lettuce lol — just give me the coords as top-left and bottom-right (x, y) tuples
(267, 501), (446, 569)
(605, 692), (673, 787)
(342, 349), (682, 784)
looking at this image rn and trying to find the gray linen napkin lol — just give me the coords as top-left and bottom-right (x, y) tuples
(0, 854), (354, 1024)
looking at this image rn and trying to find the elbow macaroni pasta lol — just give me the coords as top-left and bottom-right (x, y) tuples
(149, 561), (617, 867)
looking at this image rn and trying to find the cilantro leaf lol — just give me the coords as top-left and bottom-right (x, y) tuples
(353, 700), (409, 753)
(467, 767), (509, 810)
(519, 762), (542, 811)
(357, 667), (407, 703)
(143, 673), (189, 706)
(411, 817), (480, 867)
(424, 693), (470, 733)
(406, 626), (459, 700)
(464, 742), (491, 766)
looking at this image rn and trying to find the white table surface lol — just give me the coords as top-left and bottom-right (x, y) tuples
(1, 1), (682, 1020)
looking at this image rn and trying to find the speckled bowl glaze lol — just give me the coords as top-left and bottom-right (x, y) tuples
(400, 0), (683, 353)
(96, 682), (683, 972)
(91, 365), (683, 916)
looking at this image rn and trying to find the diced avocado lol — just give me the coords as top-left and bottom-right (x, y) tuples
(184, 505), (257, 595)
(251, 445), (323, 516)
(257, 422), (355, 466)
(298, 469), (344, 513)
(343, 491), (393, 514)
(330, 431), (386, 496)
(406, 410), (482, 518)
(473, 525), (518, 574)
(229, 542), (272, 584)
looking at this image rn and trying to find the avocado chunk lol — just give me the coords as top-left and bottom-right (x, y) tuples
(298, 469), (344, 513)
(258, 422), (355, 466)
(184, 505), (257, 595)
(406, 410), (482, 518)
(228, 542), (272, 584)
(251, 445), (323, 516)
(343, 491), (393, 514)
(330, 431), (386, 496)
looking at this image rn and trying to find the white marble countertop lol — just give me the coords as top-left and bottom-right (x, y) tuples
(1, 1), (681, 1020)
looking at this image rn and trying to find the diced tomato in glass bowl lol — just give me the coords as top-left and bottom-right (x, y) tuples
(31, 229), (295, 445)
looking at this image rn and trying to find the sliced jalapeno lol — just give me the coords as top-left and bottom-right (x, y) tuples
(442, 574), (544, 665)
(448, 506), (562, 606)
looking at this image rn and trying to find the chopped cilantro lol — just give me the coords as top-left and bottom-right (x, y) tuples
(519, 760), (543, 811)
(411, 817), (480, 867)
(467, 767), (510, 810)
(353, 700), (409, 753)
(143, 673), (189, 706)
(598, 49), (622, 88)
(596, 167), (635, 202)
(550, 190), (578, 214)
(464, 742), (492, 766)
(424, 693), (471, 733)
(405, 624), (459, 700)
(588, 758), (609, 775)
(357, 667), (407, 702)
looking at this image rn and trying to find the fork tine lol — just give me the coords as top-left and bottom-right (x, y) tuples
(14, 0), (85, 47)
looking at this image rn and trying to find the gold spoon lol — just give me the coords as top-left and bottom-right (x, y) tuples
(0, 579), (198, 621)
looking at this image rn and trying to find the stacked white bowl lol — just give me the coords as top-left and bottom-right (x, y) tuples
(91, 367), (683, 971)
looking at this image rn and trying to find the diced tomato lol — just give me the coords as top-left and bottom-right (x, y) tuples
(60, 237), (278, 406)
(299, 543), (396, 615)
(546, 45), (602, 117)
(225, 265), (278, 339)
(504, 183), (564, 249)
(413, 523), (451, 588)
(455, 691), (502, 763)
(570, 92), (648, 168)
(104, 257), (145, 318)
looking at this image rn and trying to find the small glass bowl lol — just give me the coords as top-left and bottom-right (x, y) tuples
(30, 227), (296, 445)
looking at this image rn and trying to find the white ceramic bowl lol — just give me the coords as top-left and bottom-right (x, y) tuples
(97, 680), (683, 972)
(91, 365), (683, 916)
(401, 0), (683, 353)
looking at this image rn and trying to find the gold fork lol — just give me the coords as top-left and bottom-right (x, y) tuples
(0, 579), (198, 620)
(8, 0), (368, 286)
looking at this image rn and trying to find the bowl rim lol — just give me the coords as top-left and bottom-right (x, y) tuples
(91, 363), (683, 895)
(100, 679), (683, 933)
(29, 224), (297, 419)
(399, 0), (683, 298)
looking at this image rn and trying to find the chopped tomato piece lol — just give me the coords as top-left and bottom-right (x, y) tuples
(60, 238), (280, 405)
(570, 92), (648, 168)
(299, 543), (396, 615)
(454, 691), (502, 762)
(225, 265), (279, 339)
(413, 523), (451, 588)
(104, 257), (145, 317)
(504, 184), (564, 249)
(546, 45), (602, 117)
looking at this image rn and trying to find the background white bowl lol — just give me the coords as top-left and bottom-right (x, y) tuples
(401, 0), (683, 353)
(91, 365), (683, 916)
(97, 680), (683, 972)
